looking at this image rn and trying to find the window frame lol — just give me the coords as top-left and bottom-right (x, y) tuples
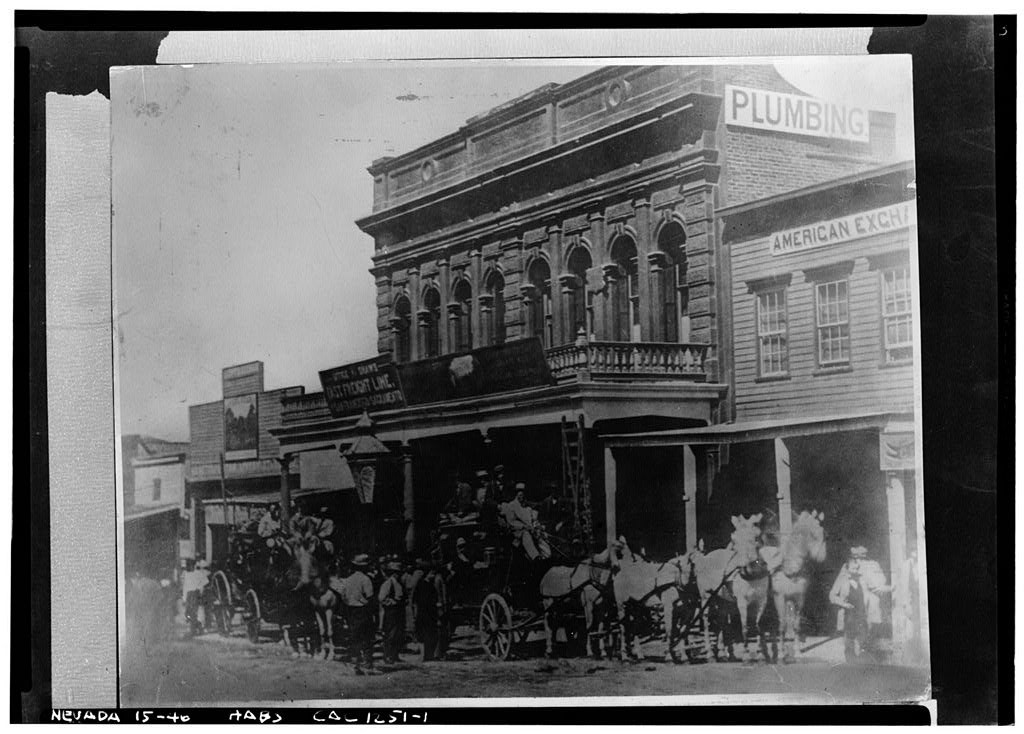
(745, 273), (792, 382)
(880, 265), (913, 365)
(813, 278), (852, 369)
(755, 287), (790, 379)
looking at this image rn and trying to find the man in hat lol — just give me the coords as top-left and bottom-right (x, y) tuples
(502, 484), (551, 560)
(378, 560), (405, 663)
(289, 500), (310, 546)
(830, 545), (891, 662)
(449, 536), (474, 606)
(413, 559), (440, 661)
(473, 469), (491, 510)
(340, 553), (376, 672)
(493, 464), (509, 498)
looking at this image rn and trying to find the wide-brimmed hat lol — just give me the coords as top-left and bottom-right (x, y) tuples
(455, 537), (467, 547)
(493, 464), (505, 473)
(386, 560), (403, 572)
(475, 469), (490, 479)
(352, 553), (370, 567)
(849, 546), (868, 558)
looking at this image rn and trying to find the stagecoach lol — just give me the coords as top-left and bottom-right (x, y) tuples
(433, 510), (636, 661)
(209, 529), (320, 646)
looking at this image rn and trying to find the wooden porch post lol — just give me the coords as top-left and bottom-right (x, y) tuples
(774, 438), (792, 536)
(278, 453), (293, 526)
(886, 472), (909, 664)
(682, 444), (698, 552)
(402, 442), (415, 553)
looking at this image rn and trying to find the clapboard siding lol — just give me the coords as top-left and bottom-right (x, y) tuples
(188, 401), (224, 467)
(189, 386), (305, 474)
(731, 225), (916, 422)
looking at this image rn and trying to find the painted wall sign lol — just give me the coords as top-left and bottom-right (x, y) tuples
(769, 201), (917, 257)
(320, 356), (407, 418)
(397, 337), (554, 406)
(880, 431), (916, 471)
(724, 84), (870, 143)
(223, 393), (258, 461)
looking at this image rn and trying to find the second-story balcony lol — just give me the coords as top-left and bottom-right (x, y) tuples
(281, 340), (711, 427)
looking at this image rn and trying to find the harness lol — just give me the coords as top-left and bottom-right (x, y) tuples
(632, 557), (690, 606)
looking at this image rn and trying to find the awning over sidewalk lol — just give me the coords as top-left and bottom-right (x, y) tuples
(603, 410), (914, 448)
(124, 503), (181, 522)
(203, 485), (349, 508)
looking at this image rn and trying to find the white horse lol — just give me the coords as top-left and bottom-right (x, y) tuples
(761, 510), (827, 663)
(611, 540), (694, 662)
(539, 546), (617, 658)
(692, 514), (771, 662)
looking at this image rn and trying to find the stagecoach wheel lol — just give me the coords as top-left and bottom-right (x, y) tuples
(479, 594), (513, 661)
(212, 571), (232, 636)
(244, 589), (261, 644)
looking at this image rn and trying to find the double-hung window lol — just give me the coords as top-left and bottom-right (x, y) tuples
(881, 266), (913, 363)
(756, 289), (788, 377)
(815, 279), (850, 367)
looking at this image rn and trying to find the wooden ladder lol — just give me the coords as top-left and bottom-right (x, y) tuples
(561, 414), (593, 550)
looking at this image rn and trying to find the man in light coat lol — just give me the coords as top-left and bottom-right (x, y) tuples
(829, 545), (891, 661)
(501, 484), (550, 560)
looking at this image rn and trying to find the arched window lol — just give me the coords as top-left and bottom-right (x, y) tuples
(610, 235), (640, 342)
(565, 245), (593, 340)
(484, 271), (506, 346)
(657, 221), (688, 342)
(526, 258), (553, 348)
(421, 286), (442, 358)
(451, 279), (473, 353)
(392, 295), (411, 362)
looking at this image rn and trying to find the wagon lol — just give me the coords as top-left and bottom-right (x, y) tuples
(210, 531), (319, 646)
(432, 513), (600, 661)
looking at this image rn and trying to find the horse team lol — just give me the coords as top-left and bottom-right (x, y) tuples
(539, 510), (827, 664)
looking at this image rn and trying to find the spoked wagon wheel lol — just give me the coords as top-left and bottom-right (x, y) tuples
(212, 571), (233, 636)
(479, 593), (513, 661)
(244, 589), (261, 644)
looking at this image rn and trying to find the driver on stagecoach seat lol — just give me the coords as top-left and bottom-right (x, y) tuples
(502, 483), (551, 560)
(258, 503), (283, 545)
(308, 506), (336, 556)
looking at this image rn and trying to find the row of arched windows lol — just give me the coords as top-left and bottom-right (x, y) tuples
(389, 221), (689, 361)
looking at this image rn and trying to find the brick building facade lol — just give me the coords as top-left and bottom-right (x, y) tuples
(270, 63), (905, 565)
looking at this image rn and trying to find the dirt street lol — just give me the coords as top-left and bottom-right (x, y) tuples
(120, 626), (930, 707)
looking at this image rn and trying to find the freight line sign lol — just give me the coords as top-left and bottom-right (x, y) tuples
(769, 202), (917, 257)
(725, 85), (870, 143)
(320, 356), (406, 418)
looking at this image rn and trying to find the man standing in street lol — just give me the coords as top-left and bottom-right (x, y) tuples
(433, 564), (451, 660)
(340, 553), (376, 673)
(378, 560), (405, 664)
(830, 545), (891, 662)
(413, 560), (440, 662)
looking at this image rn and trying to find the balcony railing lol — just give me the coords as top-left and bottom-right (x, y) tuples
(281, 341), (710, 426)
(546, 340), (710, 382)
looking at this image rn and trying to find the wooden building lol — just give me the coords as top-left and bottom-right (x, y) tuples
(606, 161), (925, 660)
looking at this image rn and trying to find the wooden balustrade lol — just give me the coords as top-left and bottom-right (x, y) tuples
(546, 341), (709, 381)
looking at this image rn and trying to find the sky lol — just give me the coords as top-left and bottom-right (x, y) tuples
(111, 57), (915, 441)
